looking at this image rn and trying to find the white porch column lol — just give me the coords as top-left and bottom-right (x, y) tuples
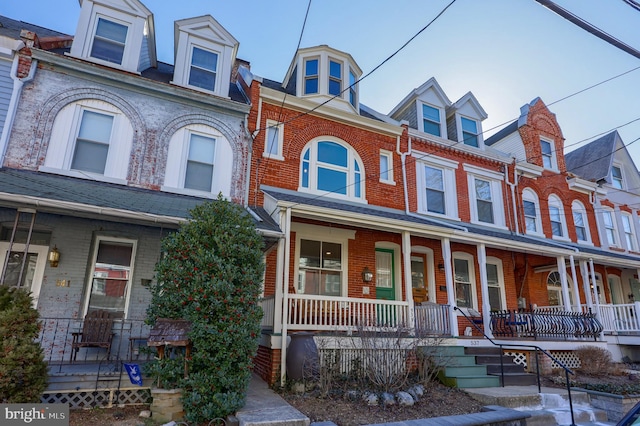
(580, 260), (594, 312)
(272, 225), (285, 334)
(441, 237), (458, 336)
(477, 243), (492, 338)
(279, 207), (292, 386)
(589, 258), (601, 318)
(557, 256), (571, 312)
(569, 255), (581, 312)
(402, 231), (415, 331)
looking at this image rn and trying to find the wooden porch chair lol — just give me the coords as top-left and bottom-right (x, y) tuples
(70, 310), (115, 362)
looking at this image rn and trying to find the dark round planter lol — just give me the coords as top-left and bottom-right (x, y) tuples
(286, 332), (319, 381)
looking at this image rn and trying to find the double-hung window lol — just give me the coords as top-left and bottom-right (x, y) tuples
(71, 109), (114, 175)
(349, 69), (357, 107)
(188, 46), (218, 91)
(379, 150), (393, 184)
(418, 156), (458, 218)
(522, 189), (541, 235)
(548, 195), (567, 239)
(264, 120), (284, 159)
(603, 209), (618, 246)
(184, 133), (216, 192)
(304, 58), (319, 95)
(453, 253), (476, 309)
(475, 178), (494, 224)
(622, 214), (637, 251)
(424, 166), (445, 215)
(300, 139), (363, 200)
(422, 104), (441, 137)
(571, 201), (590, 243)
(540, 139), (554, 169)
(465, 165), (504, 226)
(297, 239), (342, 296)
(329, 60), (342, 96)
(461, 117), (479, 147)
(611, 166), (623, 189)
(486, 258), (505, 311)
(90, 17), (128, 65)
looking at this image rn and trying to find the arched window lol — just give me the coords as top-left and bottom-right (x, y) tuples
(547, 271), (573, 306)
(299, 138), (364, 200)
(571, 200), (591, 243)
(548, 195), (568, 239)
(522, 188), (542, 235)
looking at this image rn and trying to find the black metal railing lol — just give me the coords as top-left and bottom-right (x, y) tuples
(455, 306), (578, 426)
(490, 308), (603, 341)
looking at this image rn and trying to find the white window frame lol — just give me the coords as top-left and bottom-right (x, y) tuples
(90, 16), (129, 65)
(621, 213), (638, 251)
(162, 124), (232, 199)
(453, 251), (477, 311)
(186, 44), (220, 93)
(459, 115), (480, 148)
(602, 208), (619, 247)
(540, 137), (557, 170)
(416, 155), (459, 219)
(41, 100), (132, 184)
(611, 164), (624, 189)
(421, 102), (443, 137)
(522, 188), (543, 236)
(486, 256), (506, 311)
(292, 223), (354, 298)
(548, 195), (569, 241)
(82, 236), (137, 320)
(303, 57), (320, 95)
(348, 68), (358, 108)
(298, 137), (366, 202)
(379, 149), (394, 185)
(464, 165), (505, 227)
(263, 119), (284, 160)
(328, 58), (343, 97)
(571, 200), (592, 245)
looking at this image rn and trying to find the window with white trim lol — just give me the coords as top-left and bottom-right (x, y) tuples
(42, 100), (133, 183)
(603, 209), (618, 247)
(417, 156), (458, 218)
(263, 120), (284, 160)
(163, 124), (233, 198)
(297, 239), (342, 296)
(453, 252), (476, 309)
(540, 138), (556, 169)
(611, 165), (624, 189)
(300, 138), (364, 200)
(486, 257), (506, 311)
(461, 117), (479, 147)
(422, 103), (441, 137)
(571, 200), (591, 243)
(90, 17), (128, 65)
(348, 69), (357, 108)
(328, 59), (342, 96)
(379, 150), (394, 184)
(304, 58), (319, 95)
(522, 188), (542, 235)
(188, 46), (218, 92)
(548, 195), (568, 239)
(83, 237), (136, 319)
(622, 213), (637, 251)
(547, 271), (573, 307)
(465, 165), (505, 227)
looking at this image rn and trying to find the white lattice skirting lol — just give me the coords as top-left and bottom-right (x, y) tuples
(41, 388), (151, 409)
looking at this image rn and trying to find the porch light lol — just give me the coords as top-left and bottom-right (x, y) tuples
(48, 246), (60, 268)
(361, 267), (373, 282)
(438, 263), (445, 272)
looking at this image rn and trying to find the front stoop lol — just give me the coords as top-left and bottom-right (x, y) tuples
(465, 346), (538, 386)
(430, 346), (501, 388)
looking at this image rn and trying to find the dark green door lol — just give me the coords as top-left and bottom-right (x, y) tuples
(375, 249), (396, 326)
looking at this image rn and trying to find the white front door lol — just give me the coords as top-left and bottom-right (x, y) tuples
(0, 243), (48, 308)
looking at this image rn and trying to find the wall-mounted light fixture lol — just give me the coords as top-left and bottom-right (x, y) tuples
(362, 266), (373, 283)
(438, 263), (445, 272)
(48, 246), (60, 268)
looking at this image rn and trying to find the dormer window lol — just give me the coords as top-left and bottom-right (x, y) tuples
(304, 58), (319, 95)
(540, 138), (557, 169)
(611, 165), (623, 189)
(189, 47), (218, 91)
(91, 18), (128, 64)
(349, 69), (357, 107)
(329, 60), (342, 96)
(422, 104), (441, 137)
(461, 117), (478, 147)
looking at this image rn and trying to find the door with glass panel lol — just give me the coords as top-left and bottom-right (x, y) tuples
(0, 243), (48, 308)
(375, 249), (396, 326)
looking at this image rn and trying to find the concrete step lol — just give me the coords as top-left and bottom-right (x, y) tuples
(489, 372), (538, 386)
(441, 365), (491, 377)
(465, 346), (503, 356)
(474, 354), (516, 364)
(485, 363), (528, 374)
(438, 372), (501, 388)
(520, 405), (609, 426)
(446, 355), (479, 366)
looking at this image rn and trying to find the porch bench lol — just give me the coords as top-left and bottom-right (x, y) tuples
(70, 310), (115, 362)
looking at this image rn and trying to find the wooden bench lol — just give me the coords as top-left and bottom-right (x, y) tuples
(70, 310), (115, 362)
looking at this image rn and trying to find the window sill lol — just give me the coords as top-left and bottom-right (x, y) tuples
(608, 246), (626, 253)
(38, 166), (127, 185)
(576, 240), (594, 247)
(161, 185), (220, 199)
(169, 80), (229, 99)
(471, 220), (508, 230)
(263, 153), (284, 161)
(551, 235), (571, 242)
(379, 179), (396, 186)
(417, 211), (461, 222)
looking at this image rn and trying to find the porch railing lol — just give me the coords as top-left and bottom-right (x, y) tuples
(260, 295), (275, 330)
(414, 303), (451, 336)
(490, 308), (603, 341)
(536, 303), (640, 334)
(38, 317), (152, 365)
(287, 294), (409, 331)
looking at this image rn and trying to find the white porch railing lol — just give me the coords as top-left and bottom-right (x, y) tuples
(534, 303), (640, 334)
(287, 294), (409, 331)
(260, 295), (275, 330)
(414, 303), (451, 336)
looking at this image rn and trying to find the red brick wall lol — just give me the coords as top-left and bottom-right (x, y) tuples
(253, 345), (281, 386)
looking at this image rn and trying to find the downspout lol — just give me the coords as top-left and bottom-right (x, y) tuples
(244, 120), (253, 207)
(505, 158), (519, 235)
(0, 53), (36, 167)
(279, 207), (292, 386)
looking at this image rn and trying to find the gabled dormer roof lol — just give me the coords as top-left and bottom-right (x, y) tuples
(447, 91), (488, 120)
(70, 0), (156, 72)
(389, 77), (452, 118)
(171, 15), (238, 97)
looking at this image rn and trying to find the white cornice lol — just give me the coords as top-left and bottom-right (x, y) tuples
(567, 177), (599, 194)
(260, 86), (403, 137)
(516, 162), (544, 178)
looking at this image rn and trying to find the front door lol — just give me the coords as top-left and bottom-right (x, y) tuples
(375, 249), (395, 301)
(0, 243), (48, 308)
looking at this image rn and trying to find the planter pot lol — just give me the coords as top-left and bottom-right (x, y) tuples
(573, 387), (640, 422)
(150, 387), (184, 423)
(286, 332), (319, 381)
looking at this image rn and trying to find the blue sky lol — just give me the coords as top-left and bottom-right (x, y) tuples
(2, 0), (639, 169)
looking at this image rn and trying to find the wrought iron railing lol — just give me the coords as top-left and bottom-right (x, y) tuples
(489, 308), (603, 341)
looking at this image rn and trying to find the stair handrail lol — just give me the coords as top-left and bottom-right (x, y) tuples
(454, 306), (577, 426)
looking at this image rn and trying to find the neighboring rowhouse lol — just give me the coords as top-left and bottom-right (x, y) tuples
(0, 0), (279, 404)
(239, 45), (640, 385)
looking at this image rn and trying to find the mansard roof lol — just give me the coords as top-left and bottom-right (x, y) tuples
(0, 15), (69, 40)
(565, 131), (617, 182)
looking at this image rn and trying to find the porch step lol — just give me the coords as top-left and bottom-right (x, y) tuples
(432, 346), (501, 388)
(464, 347), (538, 386)
(437, 372), (501, 388)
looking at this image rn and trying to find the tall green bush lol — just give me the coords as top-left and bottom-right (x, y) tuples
(145, 197), (264, 424)
(0, 287), (48, 402)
